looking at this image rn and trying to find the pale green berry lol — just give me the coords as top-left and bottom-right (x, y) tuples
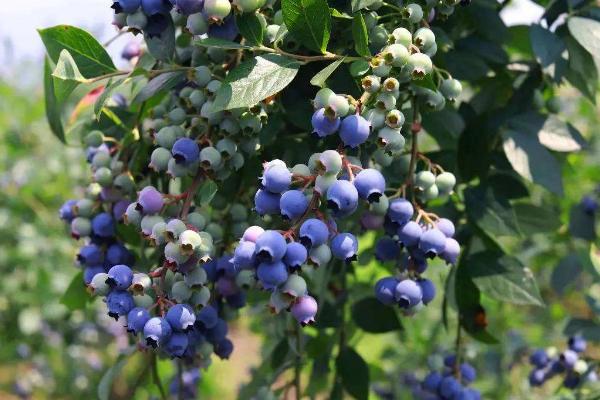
(127, 10), (148, 30)
(167, 157), (190, 178)
(235, 0), (266, 13)
(200, 146), (223, 170)
(189, 89), (206, 108)
(134, 294), (155, 308)
(216, 138), (237, 159)
(131, 273), (152, 294)
(124, 203), (142, 226)
(232, 221), (249, 238)
(90, 273), (110, 296)
(185, 266), (208, 287)
(424, 42), (437, 57)
(165, 241), (190, 265)
(187, 13), (209, 35)
(168, 108), (187, 125)
(171, 280), (192, 302)
(194, 66), (212, 87)
(179, 230), (204, 255)
(420, 183), (439, 200)
(377, 127), (406, 154)
(230, 203), (248, 222)
(141, 215), (164, 236)
(190, 286), (211, 308)
(382, 44), (409, 67)
(235, 270), (256, 289)
(364, 108), (386, 129)
(166, 219), (187, 241)
(150, 221), (167, 246)
(406, 53), (433, 79)
(376, 92), (397, 111)
(363, 11), (378, 30)
(319, 150), (343, 174)
(149, 147), (172, 172)
(72, 217), (92, 237)
(315, 173), (337, 195)
(205, 223), (223, 242)
(91, 151), (111, 169)
(371, 57), (392, 77)
(415, 170), (436, 190)
(85, 130), (104, 147)
(187, 212), (207, 231)
(269, 290), (292, 313)
(273, 10), (283, 25)
(414, 28), (436, 51)
(369, 25), (389, 49)
(291, 163), (311, 176)
(308, 152), (322, 174)
(382, 77), (400, 92)
(392, 27), (412, 48)
(156, 126), (184, 149)
(385, 109), (405, 129)
(361, 75), (381, 93)
(440, 78), (462, 102)
(370, 194), (389, 215)
(328, 95), (350, 117)
(265, 24), (280, 44)
(231, 152), (245, 170)
(436, 172), (456, 194)
(76, 198), (95, 217)
(281, 275), (307, 298)
(423, 89), (446, 111)
(204, 0), (232, 19)
(402, 3), (424, 24)
(373, 148), (394, 167)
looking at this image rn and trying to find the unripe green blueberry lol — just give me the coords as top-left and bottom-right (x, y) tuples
(371, 57), (392, 77)
(171, 280), (192, 302)
(363, 11), (378, 30)
(269, 290), (292, 313)
(319, 150), (343, 174)
(114, 173), (135, 195)
(373, 148), (394, 167)
(392, 27), (412, 48)
(190, 286), (211, 308)
(220, 117), (241, 135)
(91, 151), (111, 169)
(72, 217), (92, 237)
(424, 42), (437, 57)
(127, 10), (148, 30)
(309, 244), (332, 267)
(124, 203), (142, 226)
(189, 89), (206, 108)
(382, 77), (400, 93)
(85, 130), (104, 147)
(438, 4), (455, 18)
(76, 198), (95, 217)
(230, 203), (248, 222)
(185, 266), (208, 287)
(168, 107), (187, 125)
(131, 273), (152, 295)
(423, 90), (446, 111)
(370, 193), (389, 215)
(141, 215), (165, 237)
(382, 44), (409, 67)
(94, 167), (113, 187)
(156, 126), (184, 149)
(239, 112), (262, 133)
(235, 0), (266, 13)
(265, 24), (280, 43)
(406, 53), (433, 79)
(134, 294), (155, 308)
(376, 92), (397, 111)
(216, 138), (237, 159)
(440, 78), (462, 102)
(166, 219), (187, 241)
(394, 154), (411, 175)
(180, 229), (205, 255)
(200, 146), (223, 170)
(205, 222), (223, 242)
(198, 341), (214, 358)
(165, 241), (190, 266)
(281, 274), (308, 298)
(206, 80), (222, 94)
(546, 97), (561, 113)
(415, 170), (436, 190)
(402, 3), (424, 24)
(153, 105), (167, 118)
(187, 13), (209, 35)
(369, 25), (389, 49)
(201, 101), (224, 124)
(167, 157), (190, 178)
(235, 270), (256, 289)
(194, 66), (212, 87)
(413, 28), (436, 51)
(308, 152), (322, 174)
(204, 0), (232, 19)
(240, 137), (260, 154)
(315, 173), (337, 195)
(385, 109), (405, 129)
(232, 221), (249, 238)
(361, 75), (381, 93)
(364, 108), (386, 129)
(377, 126), (406, 154)
(436, 172), (456, 194)
(313, 87), (335, 109)
(150, 221), (167, 246)
(86, 183), (102, 199)
(231, 152), (245, 170)
(292, 163), (311, 177)
(111, 161), (125, 175)
(90, 273), (110, 296)
(420, 183), (439, 200)
(179, 87), (194, 99)
(149, 147), (172, 172)
(328, 95), (350, 117)
(187, 212), (207, 231)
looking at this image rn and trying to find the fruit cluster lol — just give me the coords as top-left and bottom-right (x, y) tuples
(528, 335), (598, 389)
(410, 354), (481, 400)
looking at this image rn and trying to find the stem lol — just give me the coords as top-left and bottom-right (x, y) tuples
(180, 168), (204, 220)
(257, 46), (363, 63)
(294, 322), (302, 399)
(151, 354), (167, 400)
(103, 31), (126, 47)
(405, 99), (421, 202)
(177, 360), (184, 400)
(454, 320), (463, 379)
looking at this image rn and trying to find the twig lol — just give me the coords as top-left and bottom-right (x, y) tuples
(151, 354), (167, 400)
(103, 30), (126, 47)
(180, 168), (205, 219)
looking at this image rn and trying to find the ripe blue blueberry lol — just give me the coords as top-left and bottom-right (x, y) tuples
(327, 180), (359, 216)
(144, 317), (173, 348)
(339, 114), (371, 148)
(106, 290), (135, 320)
(331, 233), (359, 262)
(141, 0), (172, 15)
(530, 349), (549, 368)
(59, 199), (77, 221)
(92, 212), (115, 238)
(205, 318), (228, 344)
(106, 264), (134, 290)
(436, 218), (455, 237)
(440, 237), (460, 264)
(166, 304), (196, 331)
(439, 376), (462, 399)
(388, 198), (414, 224)
(113, 0), (142, 13)
(106, 242), (134, 266)
(561, 350), (578, 369)
(255, 230), (287, 262)
(291, 295), (318, 325)
(375, 237), (400, 261)
(529, 369), (546, 386)
(137, 186), (164, 214)
(77, 244), (104, 267)
(214, 338), (234, 359)
(175, 0), (203, 14)
(83, 266), (105, 285)
(353, 168), (386, 203)
(127, 307), (151, 335)
(581, 196), (599, 215)
(261, 164), (291, 194)
(416, 278), (436, 305)
(284, 242), (308, 270)
(207, 14), (238, 40)
(374, 276), (400, 305)
(418, 228), (446, 257)
(299, 218), (329, 248)
(233, 240), (256, 269)
(195, 305), (218, 329)
(460, 362), (477, 384)
(311, 108), (340, 137)
(257, 260), (289, 290)
(394, 279), (422, 308)
(568, 335), (587, 353)
(172, 137), (200, 165)
(242, 225), (265, 243)
(397, 221), (422, 247)
(165, 332), (189, 357)
(280, 190), (309, 220)
(254, 189), (281, 215)
(423, 371), (442, 392)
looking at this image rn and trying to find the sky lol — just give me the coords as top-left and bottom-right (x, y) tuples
(0, 0), (544, 78)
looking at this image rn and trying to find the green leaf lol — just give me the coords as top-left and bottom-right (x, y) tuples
(331, 8), (353, 19)
(282, 0), (331, 54)
(502, 129), (564, 195)
(38, 25), (116, 78)
(351, 297), (402, 333)
(530, 24), (565, 68)
(52, 49), (88, 83)
(568, 17), (600, 63)
(195, 180), (218, 205)
(60, 271), (89, 311)
(94, 78), (126, 120)
(144, 15), (176, 62)
(468, 252), (544, 307)
(591, 243), (600, 276)
(565, 35), (598, 103)
(310, 58), (345, 87)
(273, 24), (289, 44)
(98, 355), (129, 400)
(236, 13), (265, 46)
(351, 0), (379, 12)
(508, 112), (586, 152)
(195, 37), (254, 50)
(464, 185), (521, 238)
(513, 202), (561, 234)
(270, 338), (289, 369)
(352, 13), (370, 57)
(43, 57), (66, 143)
(336, 347), (369, 400)
(564, 318), (600, 341)
(133, 71), (187, 104)
(212, 54), (301, 111)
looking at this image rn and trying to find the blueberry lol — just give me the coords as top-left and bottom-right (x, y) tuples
(172, 137), (200, 165)
(261, 164), (291, 194)
(127, 307), (151, 335)
(112, 0), (142, 13)
(394, 279), (422, 309)
(318, 150), (343, 174)
(561, 349), (578, 369)
(460, 362), (476, 384)
(59, 199), (77, 222)
(91, 212), (115, 238)
(375, 237), (400, 261)
(195, 305), (219, 329)
(77, 244), (104, 267)
(440, 79), (463, 102)
(312, 108), (340, 137)
(327, 180), (359, 216)
(203, 0), (231, 19)
(438, 376), (462, 399)
(568, 335), (587, 353)
(90, 273), (110, 296)
(416, 278), (436, 305)
(402, 3), (424, 24)
(291, 295), (318, 325)
(205, 318), (228, 343)
(331, 233), (359, 262)
(165, 332), (189, 357)
(121, 41), (141, 60)
(374, 277), (400, 305)
(397, 221), (423, 247)
(137, 186), (164, 215)
(422, 371), (442, 392)
(284, 242), (308, 270)
(113, 199), (131, 221)
(530, 349), (549, 368)
(444, 354), (457, 368)
(141, 0), (172, 15)
(214, 338), (234, 359)
(299, 218), (329, 248)
(255, 230), (287, 262)
(406, 53), (432, 79)
(207, 14), (238, 40)
(144, 317), (172, 348)
(257, 260), (289, 290)
(353, 169), (386, 203)
(388, 198), (414, 224)
(581, 195), (599, 215)
(166, 304), (196, 331)
(106, 243), (134, 266)
(436, 218), (455, 238)
(281, 274), (308, 298)
(280, 190), (309, 220)
(339, 114), (371, 148)
(308, 244), (332, 267)
(529, 368), (546, 386)
(233, 240), (256, 269)
(418, 228), (446, 257)
(175, 0), (203, 14)
(106, 264), (134, 290)
(440, 237), (460, 264)
(83, 266), (105, 285)
(242, 225), (265, 243)
(106, 290), (135, 320)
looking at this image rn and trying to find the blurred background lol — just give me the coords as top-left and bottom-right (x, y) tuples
(0, 1), (599, 399)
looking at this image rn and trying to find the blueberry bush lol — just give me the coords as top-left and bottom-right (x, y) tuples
(33, 0), (600, 398)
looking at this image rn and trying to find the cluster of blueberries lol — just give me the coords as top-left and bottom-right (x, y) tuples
(409, 355), (481, 400)
(529, 335), (598, 389)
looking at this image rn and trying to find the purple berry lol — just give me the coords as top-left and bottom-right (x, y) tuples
(460, 362), (476, 384)
(291, 295), (318, 325)
(106, 264), (134, 290)
(59, 199), (77, 221)
(242, 225), (265, 242)
(423, 371), (442, 392)
(195, 305), (218, 329)
(418, 228), (446, 257)
(436, 218), (455, 237)
(77, 244), (104, 267)
(205, 318), (228, 344)
(530, 349), (549, 368)
(121, 41), (141, 60)
(339, 114), (371, 148)
(416, 278), (435, 305)
(439, 376), (462, 399)
(214, 338), (234, 359)
(397, 221), (422, 247)
(529, 368), (546, 386)
(112, 0), (142, 13)
(92, 212), (115, 238)
(568, 335), (587, 353)
(137, 186), (164, 214)
(440, 237), (460, 264)
(83, 266), (105, 285)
